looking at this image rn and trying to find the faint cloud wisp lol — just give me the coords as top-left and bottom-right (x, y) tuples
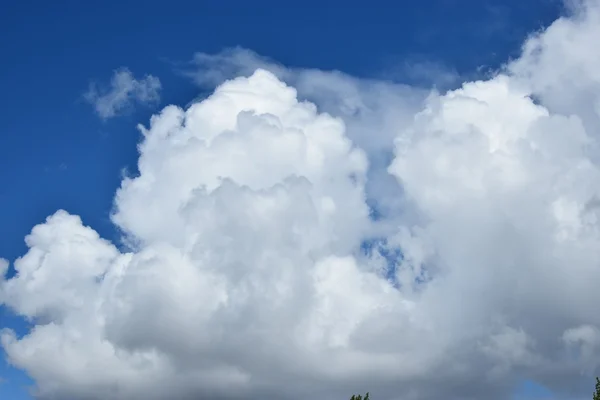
(84, 68), (161, 120)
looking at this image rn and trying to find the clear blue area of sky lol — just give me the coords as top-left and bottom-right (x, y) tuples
(0, 1), (564, 398)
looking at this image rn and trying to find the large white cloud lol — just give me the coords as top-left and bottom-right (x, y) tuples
(3, 1), (600, 399)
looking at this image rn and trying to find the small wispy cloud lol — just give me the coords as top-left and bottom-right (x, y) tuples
(84, 68), (161, 120)
(381, 58), (463, 89)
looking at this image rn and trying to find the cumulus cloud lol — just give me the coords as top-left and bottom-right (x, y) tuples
(84, 68), (161, 120)
(187, 47), (431, 235)
(3, 1), (600, 399)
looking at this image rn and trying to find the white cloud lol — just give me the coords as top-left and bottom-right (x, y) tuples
(3, 1), (600, 399)
(0, 258), (8, 277)
(187, 47), (432, 236)
(84, 68), (161, 120)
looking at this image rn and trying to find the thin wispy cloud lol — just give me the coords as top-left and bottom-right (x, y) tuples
(84, 68), (161, 120)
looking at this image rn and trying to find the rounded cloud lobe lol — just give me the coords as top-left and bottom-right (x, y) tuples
(3, 2), (600, 399)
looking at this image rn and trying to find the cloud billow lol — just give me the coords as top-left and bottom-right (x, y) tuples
(3, 1), (600, 399)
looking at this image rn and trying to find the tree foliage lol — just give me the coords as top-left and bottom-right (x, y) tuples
(350, 393), (370, 400)
(594, 377), (600, 400)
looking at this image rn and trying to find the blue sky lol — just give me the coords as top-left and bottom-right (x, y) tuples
(0, 1), (586, 399)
